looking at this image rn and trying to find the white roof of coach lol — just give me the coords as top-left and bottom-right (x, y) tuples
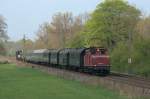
(33, 49), (49, 53)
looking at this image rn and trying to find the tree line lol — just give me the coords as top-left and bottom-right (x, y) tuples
(32, 0), (150, 76)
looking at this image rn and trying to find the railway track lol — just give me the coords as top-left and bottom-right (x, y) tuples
(108, 72), (150, 89)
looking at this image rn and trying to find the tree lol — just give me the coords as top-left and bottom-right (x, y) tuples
(136, 16), (150, 39)
(0, 15), (8, 41)
(35, 12), (89, 49)
(36, 23), (52, 48)
(83, 0), (141, 48)
(66, 13), (90, 47)
(0, 42), (6, 55)
(15, 39), (34, 50)
(51, 12), (74, 48)
(0, 15), (8, 55)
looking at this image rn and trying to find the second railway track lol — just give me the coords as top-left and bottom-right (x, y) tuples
(108, 72), (150, 89)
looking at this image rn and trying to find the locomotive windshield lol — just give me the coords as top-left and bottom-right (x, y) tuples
(100, 49), (106, 55)
(89, 48), (107, 55)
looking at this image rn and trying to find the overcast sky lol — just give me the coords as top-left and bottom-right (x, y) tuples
(0, 0), (150, 41)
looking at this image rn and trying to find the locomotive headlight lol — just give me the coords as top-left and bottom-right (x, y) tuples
(97, 49), (100, 52)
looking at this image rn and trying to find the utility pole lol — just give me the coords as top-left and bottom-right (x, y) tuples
(128, 32), (132, 64)
(22, 34), (26, 62)
(23, 34), (26, 51)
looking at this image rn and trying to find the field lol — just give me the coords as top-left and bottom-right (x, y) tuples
(0, 63), (128, 99)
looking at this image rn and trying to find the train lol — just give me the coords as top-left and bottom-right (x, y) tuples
(16, 47), (110, 75)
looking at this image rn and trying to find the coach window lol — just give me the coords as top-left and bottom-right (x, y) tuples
(101, 50), (106, 55)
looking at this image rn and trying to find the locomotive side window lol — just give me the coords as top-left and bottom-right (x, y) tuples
(100, 50), (106, 55)
(90, 48), (96, 54)
(43, 52), (48, 57)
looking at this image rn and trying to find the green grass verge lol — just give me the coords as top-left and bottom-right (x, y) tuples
(0, 64), (128, 99)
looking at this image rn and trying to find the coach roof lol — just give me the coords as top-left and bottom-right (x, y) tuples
(33, 49), (49, 53)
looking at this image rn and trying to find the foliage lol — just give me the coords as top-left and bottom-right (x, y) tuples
(111, 42), (128, 72)
(67, 32), (85, 48)
(36, 22), (52, 48)
(14, 39), (34, 51)
(0, 15), (8, 55)
(80, 0), (141, 48)
(136, 16), (150, 39)
(35, 12), (89, 49)
(132, 37), (150, 76)
(111, 35), (150, 77)
(0, 15), (8, 41)
(4, 41), (19, 56)
(5, 39), (34, 56)
(0, 42), (6, 55)
(68, 0), (150, 77)
(110, 14), (150, 76)
(0, 64), (128, 99)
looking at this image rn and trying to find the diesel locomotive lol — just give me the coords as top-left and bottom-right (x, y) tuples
(16, 47), (110, 75)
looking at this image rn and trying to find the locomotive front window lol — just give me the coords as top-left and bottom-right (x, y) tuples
(100, 50), (106, 55)
(89, 48), (96, 54)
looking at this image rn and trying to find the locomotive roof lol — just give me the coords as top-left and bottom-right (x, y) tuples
(68, 48), (86, 54)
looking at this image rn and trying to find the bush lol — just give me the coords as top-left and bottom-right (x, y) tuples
(111, 38), (150, 77)
(0, 61), (9, 64)
(0, 43), (7, 55)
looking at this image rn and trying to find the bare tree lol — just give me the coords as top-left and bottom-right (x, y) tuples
(51, 12), (73, 48)
(136, 16), (150, 39)
(35, 12), (89, 49)
(36, 22), (51, 48)
(36, 21), (61, 49)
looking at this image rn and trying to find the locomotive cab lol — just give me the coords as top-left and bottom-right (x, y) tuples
(84, 47), (110, 74)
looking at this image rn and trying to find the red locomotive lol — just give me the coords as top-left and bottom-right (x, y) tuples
(83, 48), (110, 74)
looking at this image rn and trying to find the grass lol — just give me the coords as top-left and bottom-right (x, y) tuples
(0, 63), (128, 99)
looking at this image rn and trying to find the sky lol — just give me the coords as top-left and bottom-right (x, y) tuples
(0, 0), (150, 41)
